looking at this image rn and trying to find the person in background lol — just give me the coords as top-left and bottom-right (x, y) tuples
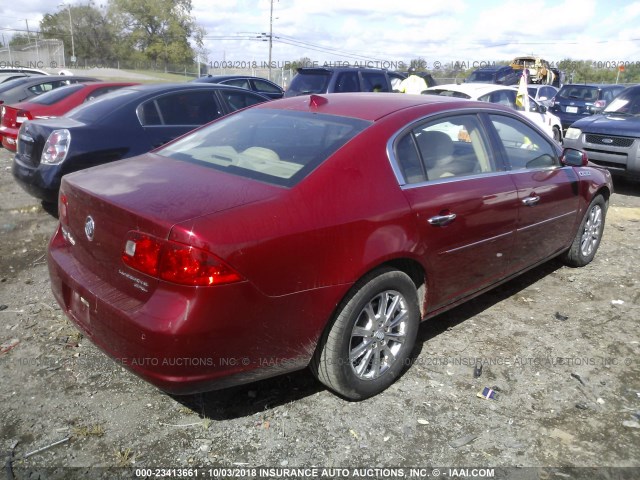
(399, 67), (428, 94)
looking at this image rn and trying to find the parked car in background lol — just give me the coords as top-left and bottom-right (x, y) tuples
(563, 85), (640, 181)
(527, 84), (559, 107)
(0, 66), (48, 76)
(549, 83), (626, 131)
(284, 67), (394, 97)
(192, 75), (284, 99)
(12, 83), (269, 204)
(423, 83), (563, 141)
(48, 93), (611, 400)
(466, 65), (520, 85)
(1, 82), (138, 151)
(0, 75), (98, 106)
(510, 56), (555, 84)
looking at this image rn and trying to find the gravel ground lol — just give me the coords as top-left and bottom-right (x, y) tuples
(0, 146), (639, 479)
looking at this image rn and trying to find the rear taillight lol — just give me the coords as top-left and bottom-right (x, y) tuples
(122, 232), (243, 287)
(41, 129), (71, 165)
(59, 193), (69, 223)
(16, 110), (33, 123)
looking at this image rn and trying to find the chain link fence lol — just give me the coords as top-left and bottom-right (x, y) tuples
(0, 39), (66, 71)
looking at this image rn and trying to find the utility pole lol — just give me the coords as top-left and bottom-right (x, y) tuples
(59, 3), (76, 63)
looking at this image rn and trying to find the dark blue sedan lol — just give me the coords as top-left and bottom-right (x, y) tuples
(12, 83), (269, 204)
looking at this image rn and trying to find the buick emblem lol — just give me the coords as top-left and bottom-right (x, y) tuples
(84, 216), (95, 241)
(601, 138), (614, 144)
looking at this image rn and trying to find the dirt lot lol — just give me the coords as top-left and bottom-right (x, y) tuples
(1, 146), (639, 479)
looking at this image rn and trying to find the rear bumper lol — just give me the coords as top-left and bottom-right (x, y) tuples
(11, 156), (61, 203)
(48, 226), (345, 394)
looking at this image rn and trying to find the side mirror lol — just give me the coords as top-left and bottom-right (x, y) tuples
(538, 105), (547, 113)
(561, 148), (588, 167)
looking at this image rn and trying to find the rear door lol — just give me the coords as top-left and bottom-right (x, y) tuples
(486, 113), (580, 270)
(393, 112), (519, 310)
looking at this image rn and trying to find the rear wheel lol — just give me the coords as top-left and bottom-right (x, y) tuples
(561, 194), (607, 267)
(311, 268), (420, 400)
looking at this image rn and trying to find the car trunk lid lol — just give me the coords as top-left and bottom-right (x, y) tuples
(59, 153), (282, 299)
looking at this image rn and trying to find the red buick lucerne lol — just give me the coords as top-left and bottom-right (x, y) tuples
(48, 93), (612, 400)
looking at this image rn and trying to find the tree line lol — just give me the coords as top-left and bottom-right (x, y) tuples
(8, 0), (205, 68)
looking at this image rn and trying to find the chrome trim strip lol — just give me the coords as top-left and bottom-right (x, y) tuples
(517, 210), (577, 232)
(442, 230), (513, 255)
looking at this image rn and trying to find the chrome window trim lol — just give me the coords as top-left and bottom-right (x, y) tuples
(385, 106), (563, 189)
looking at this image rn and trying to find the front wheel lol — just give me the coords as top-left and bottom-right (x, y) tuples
(561, 194), (607, 267)
(311, 268), (420, 400)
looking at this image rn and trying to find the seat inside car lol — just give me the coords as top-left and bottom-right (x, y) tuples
(417, 131), (459, 179)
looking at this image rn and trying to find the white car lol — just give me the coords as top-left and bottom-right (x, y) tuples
(423, 83), (563, 142)
(527, 84), (559, 108)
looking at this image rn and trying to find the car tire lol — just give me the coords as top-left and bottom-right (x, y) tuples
(311, 268), (420, 400)
(561, 194), (607, 267)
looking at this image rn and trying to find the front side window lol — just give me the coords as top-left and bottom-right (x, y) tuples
(222, 90), (267, 111)
(489, 114), (557, 169)
(395, 114), (497, 184)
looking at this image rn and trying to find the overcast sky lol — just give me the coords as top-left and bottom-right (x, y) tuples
(2, 0), (640, 68)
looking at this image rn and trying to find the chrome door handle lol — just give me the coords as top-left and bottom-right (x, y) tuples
(428, 213), (457, 226)
(522, 195), (540, 206)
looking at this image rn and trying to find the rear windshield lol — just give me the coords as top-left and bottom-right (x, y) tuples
(286, 71), (331, 96)
(29, 84), (84, 105)
(157, 109), (372, 187)
(66, 88), (139, 123)
(557, 85), (599, 101)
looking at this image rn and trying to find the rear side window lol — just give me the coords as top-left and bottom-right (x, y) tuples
(253, 79), (281, 94)
(334, 72), (359, 93)
(489, 114), (557, 170)
(139, 91), (223, 126)
(361, 72), (389, 92)
(157, 109), (371, 187)
(395, 114), (496, 184)
(221, 79), (250, 89)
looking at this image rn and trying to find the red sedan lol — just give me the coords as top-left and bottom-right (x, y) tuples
(48, 93), (612, 400)
(0, 82), (138, 151)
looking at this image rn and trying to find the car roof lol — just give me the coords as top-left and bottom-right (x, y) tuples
(196, 75), (270, 81)
(251, 92), (504, 122)
(0, 75), (98, 88)
(560, 83), (622, 89)
(296, 67), (390, 73)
